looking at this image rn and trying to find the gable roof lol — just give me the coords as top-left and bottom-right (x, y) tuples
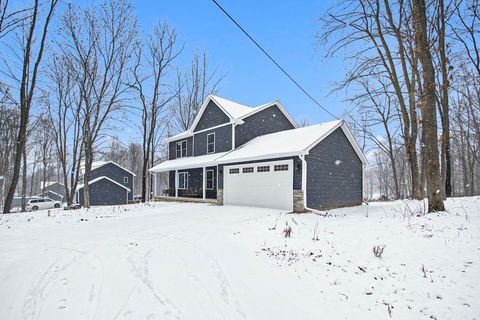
(77, 176), (131, 192)
(165, 95), (298, 142)
(41, 181), (64, 189)
(151, 120), (367, 172)
(80, 161), (136, 176)
(217, 120), (367, 164)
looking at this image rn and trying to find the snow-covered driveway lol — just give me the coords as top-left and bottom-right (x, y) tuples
(0, 198), (479, 319)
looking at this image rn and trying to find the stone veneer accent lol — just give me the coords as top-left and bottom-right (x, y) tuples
(293, 190), (305, 213)
(217, 189), (224, 205)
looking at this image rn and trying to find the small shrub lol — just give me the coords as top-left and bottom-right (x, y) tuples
(373, 245), (385, 258)
(283, 222), (292, 238)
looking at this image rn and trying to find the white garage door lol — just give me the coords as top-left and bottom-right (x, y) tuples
(223, 160), (293, 210)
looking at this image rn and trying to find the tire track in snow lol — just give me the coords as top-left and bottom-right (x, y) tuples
(164, 236), (247, 319)
(126, 249), (182, 320)
(21, 250), (85, 320)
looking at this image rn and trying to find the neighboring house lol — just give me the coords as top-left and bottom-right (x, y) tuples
(38, 181), (67, 202)
(150, 95), (367, 212)
(77, 161), (135, 206)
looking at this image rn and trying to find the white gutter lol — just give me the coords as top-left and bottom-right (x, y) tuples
(299, 153), (326, 214)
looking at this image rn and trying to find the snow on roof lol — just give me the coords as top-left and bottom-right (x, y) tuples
(149, 152), (229, 172)
(217, 120), (344, 163)
(41, 181), (62, 189)
(80, 161), (136, 176)
(77, 176), (131, 192)
(151, 120), (369, 172)
(209, 95), (255, 119)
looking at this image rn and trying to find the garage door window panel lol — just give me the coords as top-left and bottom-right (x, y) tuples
(274, 164), (289, 171)
(257, 166), (270, 172)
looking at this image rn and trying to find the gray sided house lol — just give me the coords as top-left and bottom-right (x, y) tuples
(38, 182), (67, 202)
(150, 95), (367, 212)
(77, 161), (135, 206)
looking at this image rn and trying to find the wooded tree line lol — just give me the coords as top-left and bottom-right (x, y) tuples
(319, 0), (479, 211)
(1, 0), (478, 214)
(0, 0), (222, 213)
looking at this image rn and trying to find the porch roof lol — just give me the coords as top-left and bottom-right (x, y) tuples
(149, 152), (229, 172)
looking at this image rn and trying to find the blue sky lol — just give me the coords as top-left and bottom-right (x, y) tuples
(131, 0), (351, 130)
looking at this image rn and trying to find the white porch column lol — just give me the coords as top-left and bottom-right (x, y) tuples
(202, 166), (206, 199)
(175, 170), (178, 198)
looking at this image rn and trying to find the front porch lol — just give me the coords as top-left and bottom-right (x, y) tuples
(151, 166), (219, 202)
(153, 195), (218, 204)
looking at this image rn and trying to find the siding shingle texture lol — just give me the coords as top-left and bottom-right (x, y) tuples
(235, 105), (295, 148)
(194, 125), (232, 156)
(194, 101), (230, 132)
(305, 128), (362, 209)
(89, 163), (133, 201)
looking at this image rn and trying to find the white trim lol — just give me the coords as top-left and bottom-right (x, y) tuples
(90, 161), (136, 177)
(178, 172), (188, 190)
(77, 176), (131, 192)
(216, 151), (302, 164)
(175, 170), (178, 197)
(206, 169), (214, 190)
(176, 140), (188, 158)
(207, 132), (215, 154)
(238, 101), (298, 128)
(202, 167), (206, 199)
(190, 95), (234, 133)
(300, 154), (307, 208)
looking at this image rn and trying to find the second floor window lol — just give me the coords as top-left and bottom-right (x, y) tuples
(207, 133), (215, 154)
(176, 140), (187, 158)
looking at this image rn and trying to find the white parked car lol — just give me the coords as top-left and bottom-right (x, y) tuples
(26, 198), (61, 211)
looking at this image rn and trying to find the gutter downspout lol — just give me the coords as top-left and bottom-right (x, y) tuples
(299, 153), (326, 215)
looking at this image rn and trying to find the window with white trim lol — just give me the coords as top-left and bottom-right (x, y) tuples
(206, 169), (214, 190)
(274, 164), (289, 171)
(229, 168), (239, 174)
(242, 167), (254, 173)
(207, 133), (215, 154)
(123, 176), (128, 183)
(178, 172), (188, 189)
(257, 165), (270, 172)
(176, 140), (187, 158)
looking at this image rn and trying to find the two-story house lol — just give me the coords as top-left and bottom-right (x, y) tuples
(77, 161), (135, 206)
(150, 95), (367, 212)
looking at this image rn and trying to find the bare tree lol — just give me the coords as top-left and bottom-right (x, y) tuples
(318, 0), (424, 199)
(60, 0), (137, 208)
(2, 0), (59, 214)
(171, 52), (224, 132)
(130, 22), (182, 202)
(0, 0), (33, 39)
(412, 0), (445, 211)
(46, 53), (84, 205)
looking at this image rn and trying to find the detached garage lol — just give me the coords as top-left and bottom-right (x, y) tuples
(77, 176), (130, 206)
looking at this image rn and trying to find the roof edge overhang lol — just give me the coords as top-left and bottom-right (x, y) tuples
(216, 151), (303, 165)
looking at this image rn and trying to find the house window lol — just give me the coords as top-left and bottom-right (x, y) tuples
(123, 176), (128, 183)
(274, 164), (289, 171)
(229, 168), (239, 174)
(242, 167), (254, 173)
(206, 170), (214, 190)
(257, 166), (270, 172)
(178, 172), (188, 189)
(176, 140), (187, 158)
(207, 133), (215, 154)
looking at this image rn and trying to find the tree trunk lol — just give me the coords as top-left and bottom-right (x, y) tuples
(412, 0), (445, 212)
(21, 145), (27, 212)
(83, 143), (92, 208)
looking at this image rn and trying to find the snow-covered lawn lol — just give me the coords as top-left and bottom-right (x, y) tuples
(0, 198), (479, 320)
